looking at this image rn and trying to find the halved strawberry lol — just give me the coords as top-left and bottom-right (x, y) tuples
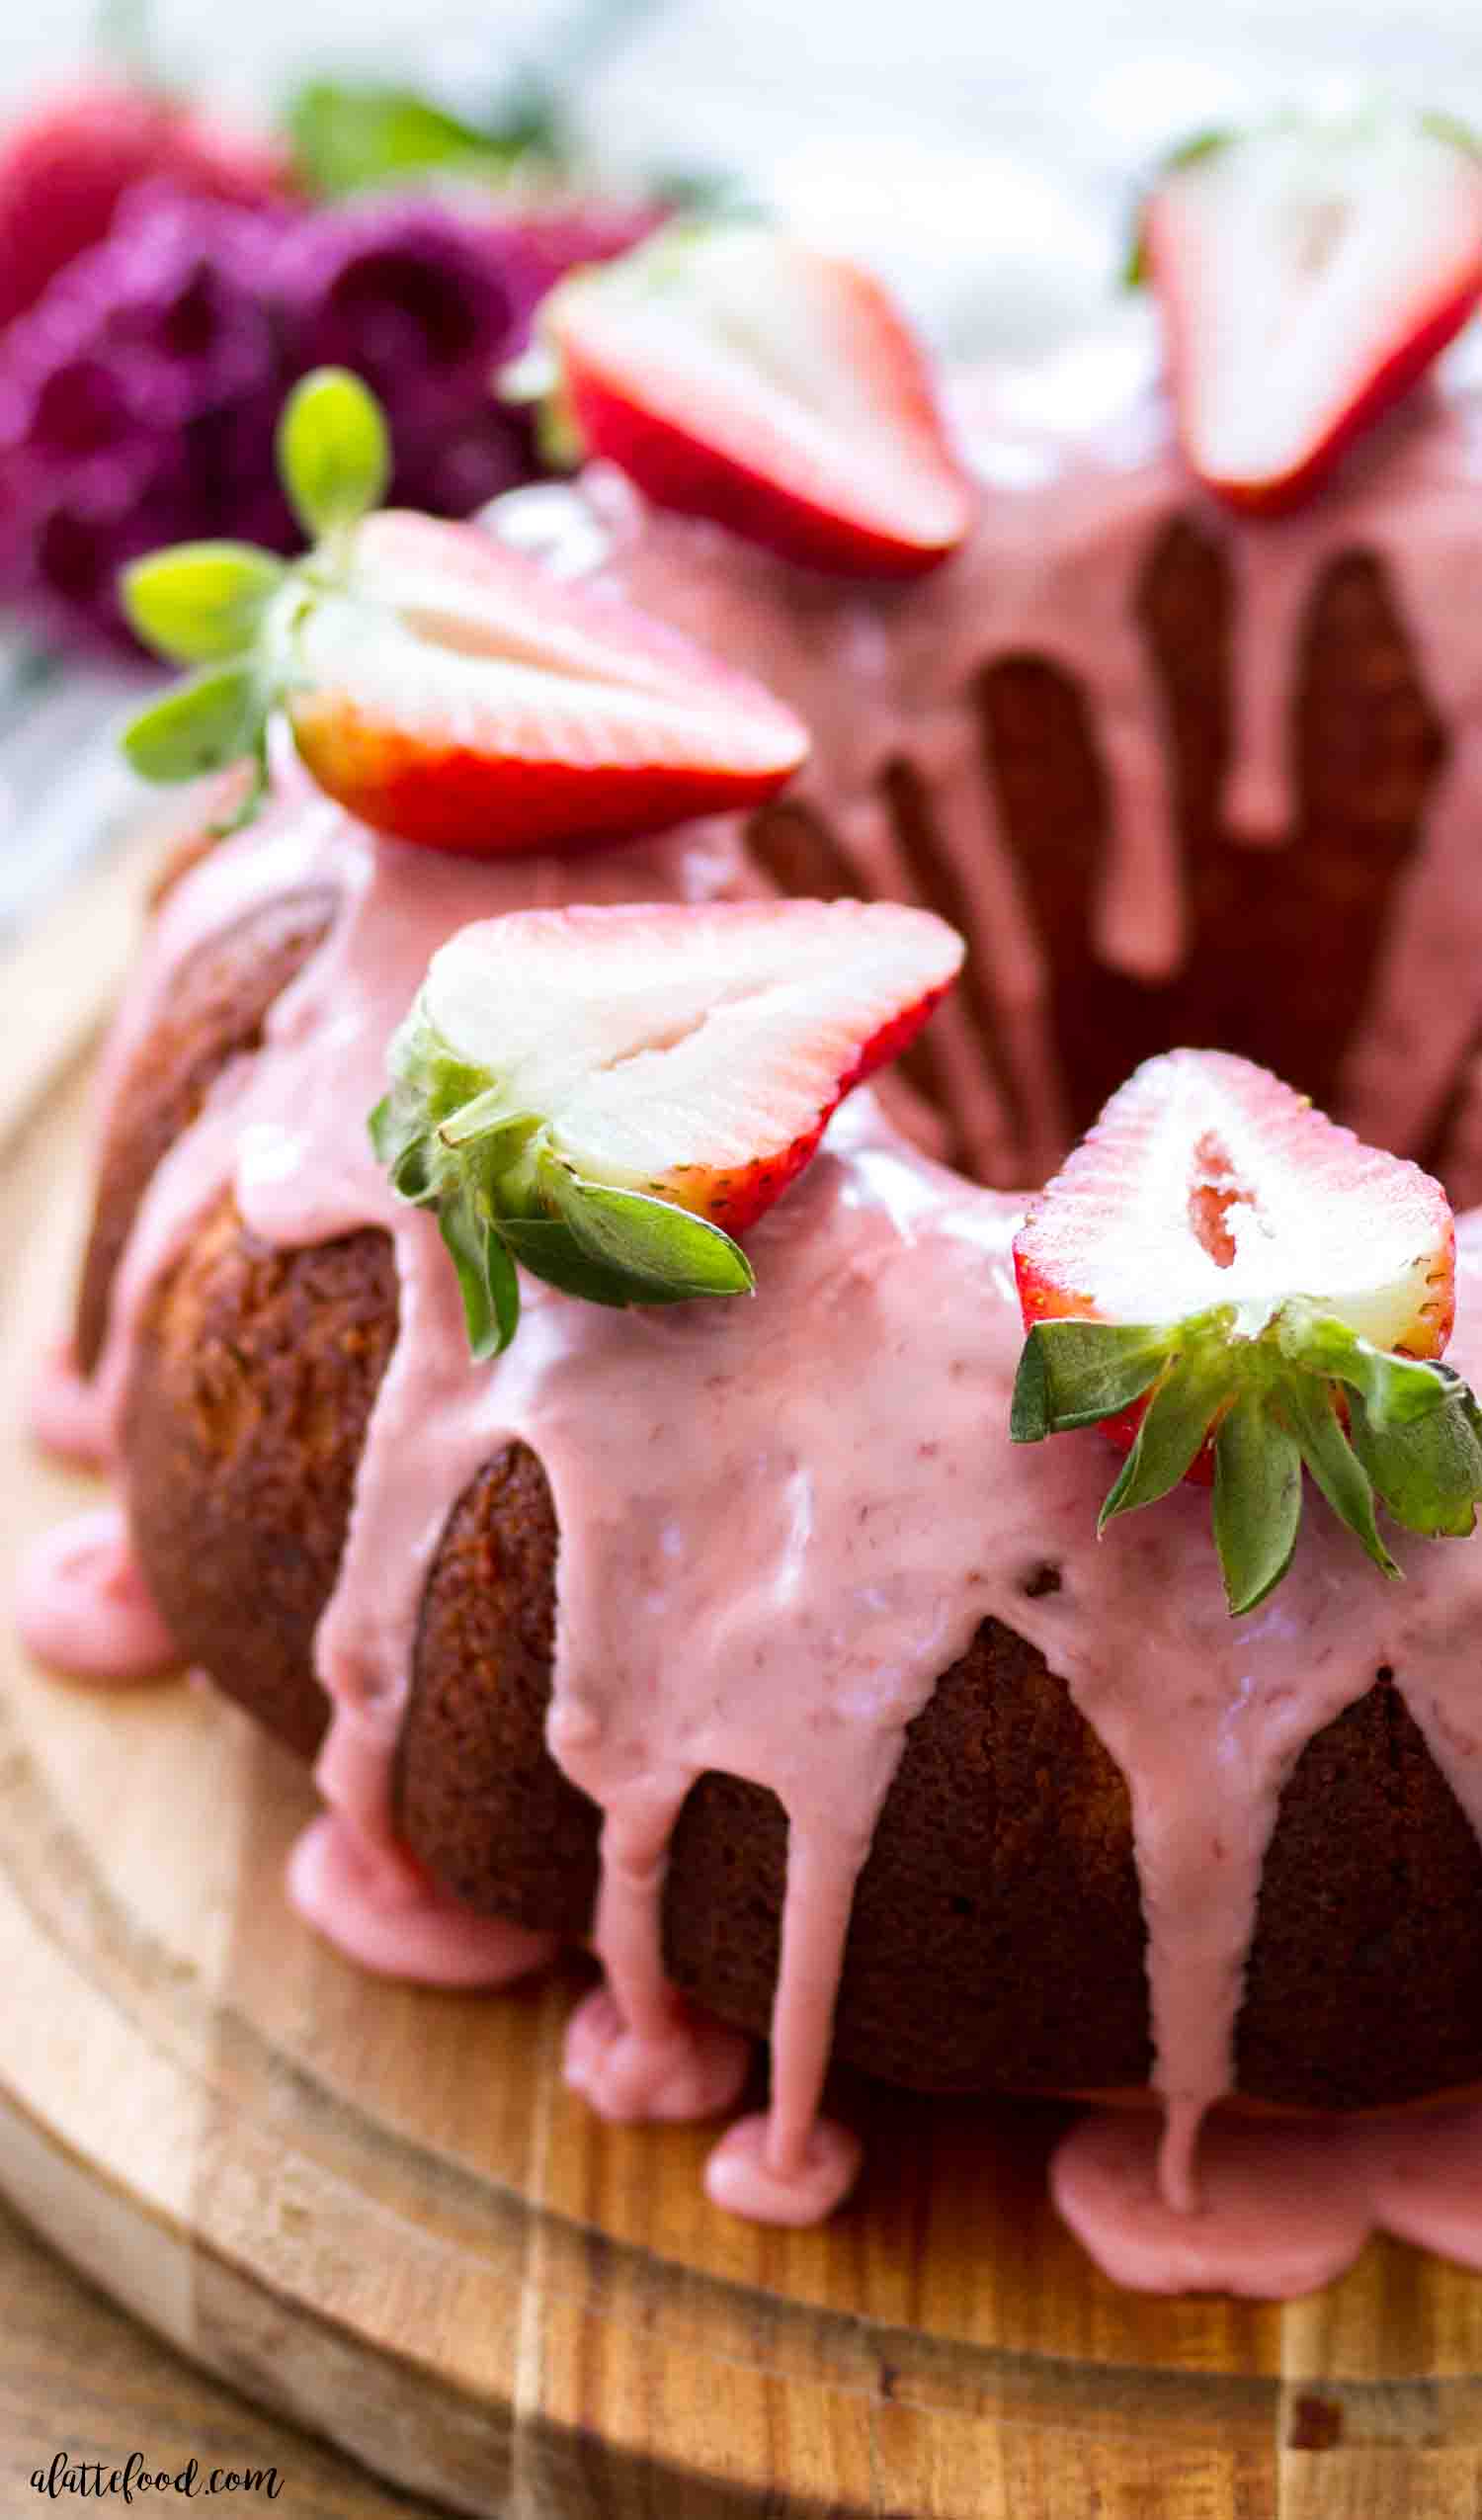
(1011, 1050), (1482, 1612)
(371, 897), (963, 1355)
(1139, 113), (1482, 513)
(286, 509), (809, 851)
(535, 221), (973, 576)
(120, 367), (808, 856)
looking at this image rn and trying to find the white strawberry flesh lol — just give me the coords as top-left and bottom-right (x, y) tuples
(1147, 116), (1482, 511)
(1017, 1049), (1454, 1356)
(541, 224), (974, 576)
(285, 509), (809, 853)
(421, 898), (963, 1222)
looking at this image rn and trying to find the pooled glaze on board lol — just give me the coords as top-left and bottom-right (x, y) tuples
(24, 359), (1482, 2290)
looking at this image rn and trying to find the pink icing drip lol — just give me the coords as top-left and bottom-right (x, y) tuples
(706, 2111), (864, 2226)
(1053, 2095), (1482, 2300)
(16, 1506), (179, 1682)
(288, 1810), (558, 1986)
(562, 1984), (750, 2124)
(29, 1345), (111, 1470)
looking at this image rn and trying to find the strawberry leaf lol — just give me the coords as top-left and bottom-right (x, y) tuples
(121, 663), (259, 782)
(1011, 1318), (1172, 1439)
(1099, 1354), (1233, 1529)
(121, 542), (287, 665)
(277, 367), (391, 541)
(1277, 1375), (1399, 1579)
(1273, 1302), (1451, 1428)
(438, 1190), (520, 1361)
(495, 1214), (675, 1307)
(1349, 1365), (1482, 1538)
(1012, 1295), (1482, 1613)
(1212, 1393), (1302, 1614)
(545, 1165), (755, 1299)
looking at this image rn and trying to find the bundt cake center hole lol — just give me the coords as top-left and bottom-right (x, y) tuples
(1187, 1129), (1259, 1270)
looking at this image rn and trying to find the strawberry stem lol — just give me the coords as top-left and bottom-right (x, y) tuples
(1012, 1302), (1482, 1614)
(370, 996), (755, 1358)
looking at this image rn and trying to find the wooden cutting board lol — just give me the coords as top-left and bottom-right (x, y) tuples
(5, 840), (1482, 2519)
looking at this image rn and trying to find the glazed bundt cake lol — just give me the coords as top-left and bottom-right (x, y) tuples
(25, 125), (1482, 2294)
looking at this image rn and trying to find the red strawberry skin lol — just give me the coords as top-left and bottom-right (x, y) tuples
(560, 357), (958, 580)
(1148, 197), (1482, 516)
(286, 509), (809, 855)
(666, 972), (958, 1233)
(546, 242), (973, 578)
(0, 80), (290, 330)
(287, 707), (802, 856)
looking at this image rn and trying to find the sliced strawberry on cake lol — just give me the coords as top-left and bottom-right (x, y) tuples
(370, 897), (963, 1355)
(1011, 1049), (1482, 1612)
(530, 221), (973, 575)
(117, 368), (808, 852)
(1136, 111), (1482, 512)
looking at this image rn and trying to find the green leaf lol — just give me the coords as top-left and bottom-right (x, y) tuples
(1212, 1393), (1302, 1615)
(1011, 1318), (1172, 1441)
(277, 369), (391, 541)
(121, 664), (259, 784)
(285, 76), (559, 198)
(1100, 1358), (1230, 1529)
(546, 1168), (755, 1299)
(438, 1194), (520, 1361)
(1278, 1377), (1399, 1580)
(1274, 1302), (1449, 1429)
(495, 1215), (651, 1308)
(121, 542), (287, 665)
(1350, 1368), (1482, 1539)
(392, 1137), (437, 1204)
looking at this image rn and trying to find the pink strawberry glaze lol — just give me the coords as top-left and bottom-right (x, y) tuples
(29, 1344), (111, 1469)
(26, 360), (1482, 2283)
(495, 345), (1482, 1197)
(288, 1812), (559, 1988)
(16, 1506), (178, 1681)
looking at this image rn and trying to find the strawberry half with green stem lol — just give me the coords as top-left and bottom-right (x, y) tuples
(1134, 109), (1482, 513)
(526, 220), (973, 576)
(370, 897), (963, 1357)
(118, 366), (808, 852)
(1011, 1050), (1482, 1614)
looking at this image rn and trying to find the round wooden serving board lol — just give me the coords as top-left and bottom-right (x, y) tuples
(7, 843), (1482, 2518)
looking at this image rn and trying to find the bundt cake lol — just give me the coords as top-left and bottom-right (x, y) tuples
(24, 125), (1482, 2296)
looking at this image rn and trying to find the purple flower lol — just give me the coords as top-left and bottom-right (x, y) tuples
(274, 196), (546, 431)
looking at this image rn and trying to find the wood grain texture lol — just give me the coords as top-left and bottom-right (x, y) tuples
(0, 2188), (437, 2518)
(4, 863), (1482, 2516)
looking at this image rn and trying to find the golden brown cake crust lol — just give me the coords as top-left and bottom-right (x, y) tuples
(122, 1198), (396, 1759)
(75, 888), (336, 1372)
(115, 1200), (1482, 2107)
